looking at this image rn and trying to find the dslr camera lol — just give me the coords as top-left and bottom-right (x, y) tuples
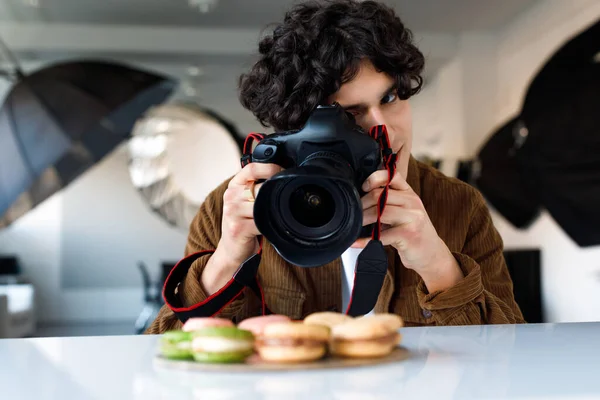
(249, 103), (384, 267)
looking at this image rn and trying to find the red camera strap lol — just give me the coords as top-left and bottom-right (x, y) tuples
(240, 133), (265, 168)
(164, 126), (395, 323)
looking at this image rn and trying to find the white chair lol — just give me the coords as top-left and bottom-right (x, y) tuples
(0, 284), (36, 338)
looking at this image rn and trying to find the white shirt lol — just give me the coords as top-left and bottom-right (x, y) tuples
(340, 247), (375, 316)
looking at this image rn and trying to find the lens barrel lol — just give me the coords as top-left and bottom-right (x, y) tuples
(253, 161), (363, 267)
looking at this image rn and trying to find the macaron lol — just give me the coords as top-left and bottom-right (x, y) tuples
(330, 317), (401, 358)
(182, 317), (234, 332)
(358, 313), (404, 330)
(238, 314), (292, 336)
(256, 322), (330, 363)
(303, 311), (353, 328)
(191, 326), (255, 363)
(159, 330), (193, 360)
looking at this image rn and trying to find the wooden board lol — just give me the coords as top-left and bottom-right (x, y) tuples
(153, 346), (411, 372)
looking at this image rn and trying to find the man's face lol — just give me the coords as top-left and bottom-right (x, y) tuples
(328, 59), (413, 180)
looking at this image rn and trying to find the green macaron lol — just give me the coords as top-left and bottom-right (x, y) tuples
(160, 330), (193, 360)
(192, 326), (255, 340)
(192, 349), (254, 363)
(191, 327), (255, 363)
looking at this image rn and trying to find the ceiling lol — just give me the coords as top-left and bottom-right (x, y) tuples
(1, 0), (539, 32)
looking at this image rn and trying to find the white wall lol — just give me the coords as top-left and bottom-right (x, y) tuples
(412, 58), (466, 161)
(476, 0), (600, 323)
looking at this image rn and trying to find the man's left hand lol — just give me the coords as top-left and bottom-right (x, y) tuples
(352, 170), (464, 293)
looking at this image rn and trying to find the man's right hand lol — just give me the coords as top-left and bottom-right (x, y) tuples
(201, 163), (282, 295)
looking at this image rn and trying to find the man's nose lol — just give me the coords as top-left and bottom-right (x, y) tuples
(361, 107), (386, 130)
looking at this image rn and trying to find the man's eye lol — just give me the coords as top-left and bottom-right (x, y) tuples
(382, 93), (397, 104)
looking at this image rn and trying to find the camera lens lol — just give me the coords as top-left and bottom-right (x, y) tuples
(289, 184), (335, 228)
(253, 166), (363, 267)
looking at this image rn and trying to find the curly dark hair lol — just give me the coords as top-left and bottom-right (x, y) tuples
(238, 0), (425, 131)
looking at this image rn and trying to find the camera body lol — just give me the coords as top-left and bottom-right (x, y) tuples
(250, 103), (383, 267)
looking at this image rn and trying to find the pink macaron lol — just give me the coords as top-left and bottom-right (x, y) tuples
(182, 317), (234, 332)
(237, 315), (292, 336)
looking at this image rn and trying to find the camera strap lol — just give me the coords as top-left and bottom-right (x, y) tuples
(163, 127), (397, 324)
(240, 132), (266, 167)
(162, 245), (272, 324)
(345, 124), (397, 316)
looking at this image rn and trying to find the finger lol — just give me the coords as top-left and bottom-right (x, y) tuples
(226, 218), (261, 240)
(351, 228), (405, 249)
(361, 188), (421, 210)
(380, 207), (424, 227)
(230, 163), (282, 186)
(389, 173), (412, 191)
(362, 169), (412, 192)
(223, 180), (267, 208)
(362, 205), (425, 227)
(254, 181), (264, 197)
(378, 227), (412, 248)
(362, 206), (378, 226)
(361, 188), (384, 210)
(223, 200), (255, 219)
(361, 170), (388, 192)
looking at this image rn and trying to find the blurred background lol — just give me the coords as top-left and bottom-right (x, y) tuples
(0, 0), (598, 338)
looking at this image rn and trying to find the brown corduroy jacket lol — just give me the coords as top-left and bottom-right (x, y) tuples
(146, 157), (525, 334)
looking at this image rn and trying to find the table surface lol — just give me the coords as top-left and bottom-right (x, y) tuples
(2, 322), (599, 400)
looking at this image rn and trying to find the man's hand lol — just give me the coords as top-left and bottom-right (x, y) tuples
(352, 170), (464, 293)
(201, 162), (282, 296)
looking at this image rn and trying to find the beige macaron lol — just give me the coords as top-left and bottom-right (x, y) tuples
(357, 313), (404, 330)
(330, 317), (401, 358)
(256, 322), (331, 363)
(303, 311), (353, 329)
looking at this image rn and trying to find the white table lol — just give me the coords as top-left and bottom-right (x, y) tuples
(1, 322), (599, 399)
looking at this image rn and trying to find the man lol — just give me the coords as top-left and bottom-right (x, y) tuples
(146, 0), (524, 334)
